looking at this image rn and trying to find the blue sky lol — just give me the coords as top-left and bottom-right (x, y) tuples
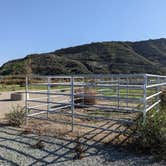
(0, 0), (166, 66)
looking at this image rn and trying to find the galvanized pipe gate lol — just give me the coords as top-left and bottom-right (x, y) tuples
(25, 74), (166, 132)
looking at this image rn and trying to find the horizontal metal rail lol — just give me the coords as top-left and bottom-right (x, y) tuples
(147, 82), (166, 88)
(25, 73), (166, 130)
(27, 91), (71, 96)
(27, 111), (47, 117)
(74, 103), (142, 113)
(27, 116), (132, 134)
(28, 103), (49, 109)
(146, 91), (162, 100)
(27, 99), (70, 104)
(75, 93), (143, 102)
(46, 109), (134, 124)
(27, 93), (143, 103)
(28, 104), (71, 113)
(28, 94), (70, 101)
(146, 74), (166, 78)
(146, 100), (161, 112)
(29, 82), (144, 89)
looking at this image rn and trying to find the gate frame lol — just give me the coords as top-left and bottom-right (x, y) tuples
(25, 73), (166, 131)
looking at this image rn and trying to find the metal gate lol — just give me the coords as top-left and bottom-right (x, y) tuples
(25, 74), (166, 132)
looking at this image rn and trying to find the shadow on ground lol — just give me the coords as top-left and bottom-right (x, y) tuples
(0, 122), (164, 166)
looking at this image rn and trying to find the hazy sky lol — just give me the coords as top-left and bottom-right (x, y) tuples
(0, 0), (166, 66)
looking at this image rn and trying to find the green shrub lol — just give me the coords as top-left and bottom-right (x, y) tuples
(132, 107), (166, 160)
(5, 105), (26, 127)
(160, 90), (166, 109)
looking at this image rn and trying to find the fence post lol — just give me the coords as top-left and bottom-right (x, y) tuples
(143, 74), (147, 123)
(82, 76), (85, 106)
(117, 75), (120, 109)
(71, 76), (75, 131)
(156, 77), (160, 112)
(126, 76), (129, 108)
(25, 76), (29, 125)
(47, 77), (51, 118)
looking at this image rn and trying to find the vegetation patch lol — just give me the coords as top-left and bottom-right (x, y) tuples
(5, 105), (26, 127)
(73, 137), (87, 160)
(130, 91), (166, 160)
(30, 140), (45, 150)
(1, 39), (166, 75)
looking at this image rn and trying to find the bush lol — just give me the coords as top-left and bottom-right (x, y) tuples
(160, 90), (166, 109)
(5, 105), (26, 127)
(131, 104), (166, 160)
(73, 137), (87, 160)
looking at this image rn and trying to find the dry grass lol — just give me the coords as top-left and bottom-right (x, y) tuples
(22, 94), (138, 144)
(22, 111), (132, 144)
(73, 137), (87, 160)
(5, 105), (26, 127)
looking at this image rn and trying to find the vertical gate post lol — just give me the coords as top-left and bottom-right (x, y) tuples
(117, 75), (120, 109)
(82, 77), (85, 106)
(156, 77), (160, 112)
(47, 77), (51, 118)
(143, 74), (147, 123)
(25, 76), (29, 125)
(126, 76), (129, 108)
(71, 76), (75, 131)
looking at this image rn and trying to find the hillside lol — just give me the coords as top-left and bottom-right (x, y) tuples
(0, 38), (166, 75)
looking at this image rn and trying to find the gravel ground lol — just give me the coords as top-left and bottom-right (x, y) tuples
(0, 125), (165, 166)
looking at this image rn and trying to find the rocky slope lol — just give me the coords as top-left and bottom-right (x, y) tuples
(1, 38), (166, 75)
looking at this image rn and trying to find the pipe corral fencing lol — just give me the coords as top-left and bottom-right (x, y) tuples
(23, 74), (166, 132)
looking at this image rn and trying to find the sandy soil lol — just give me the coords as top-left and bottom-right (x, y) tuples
(0, 91), (164, 165)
